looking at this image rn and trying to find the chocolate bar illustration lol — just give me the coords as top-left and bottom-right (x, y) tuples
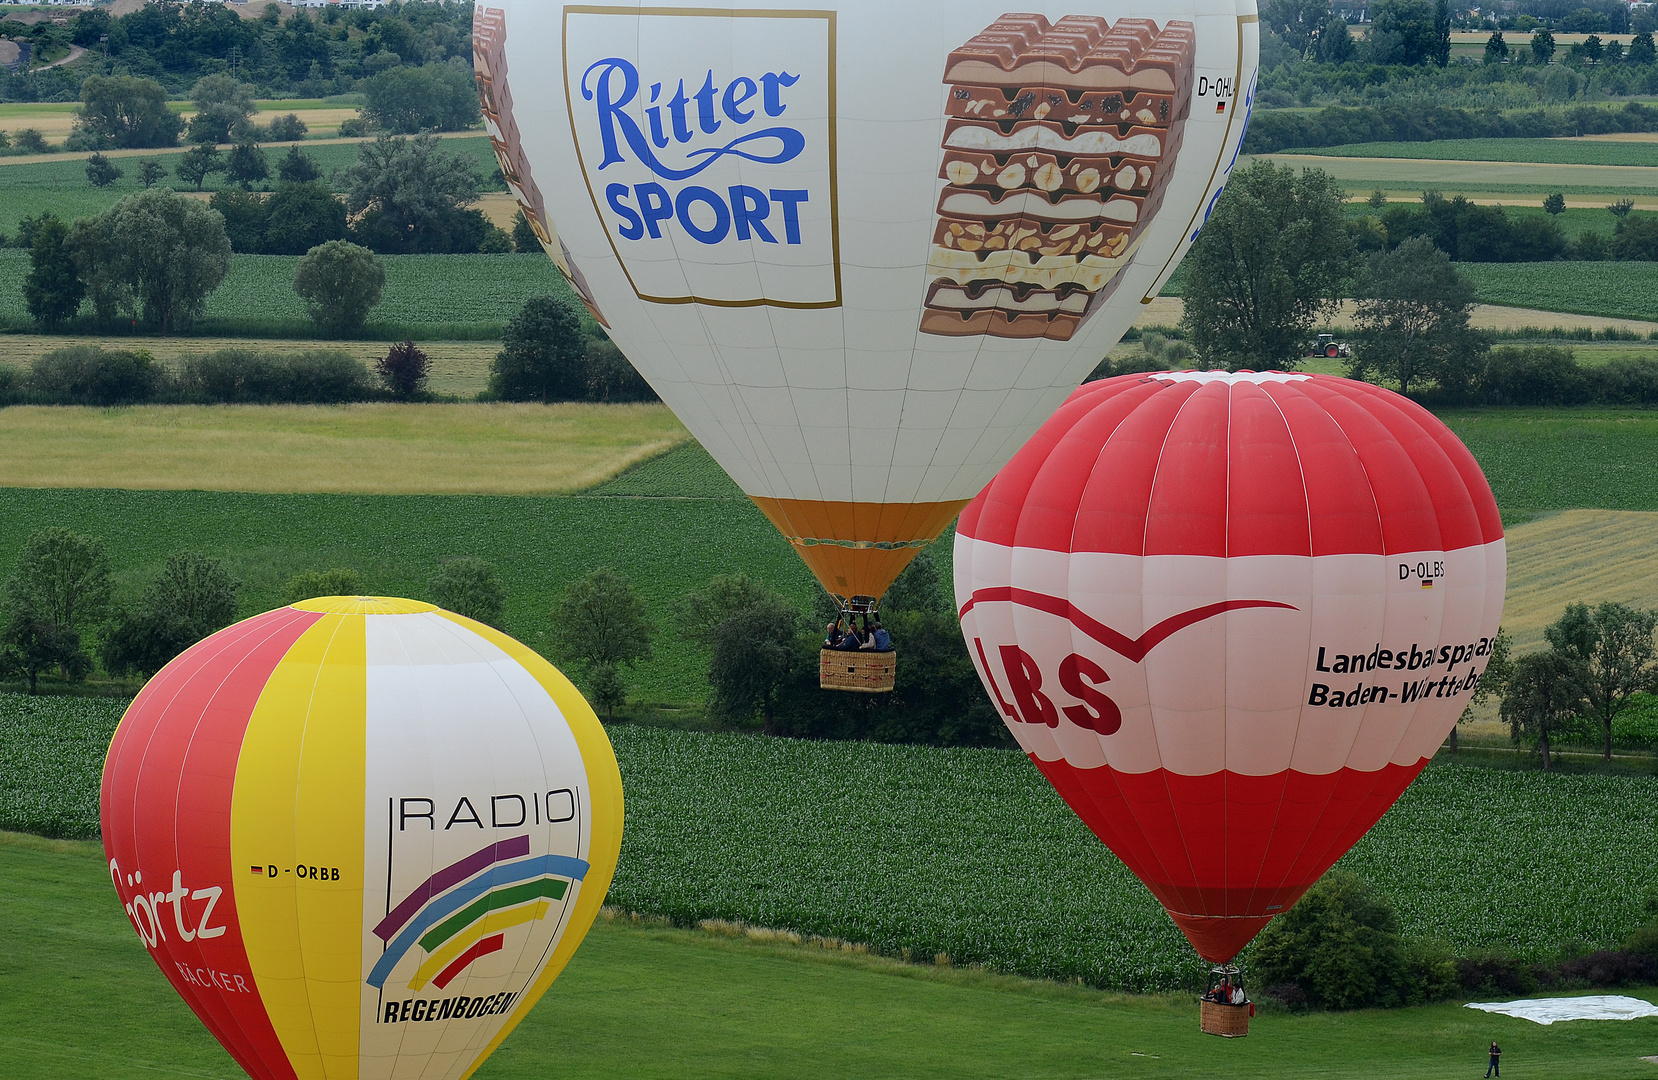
(921, 13), (1193, 341)
(475, 8), (609, 327)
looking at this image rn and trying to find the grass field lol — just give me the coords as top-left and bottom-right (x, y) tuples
(1443, 409), (1658, 521)
(6, 701), (1657, 991)
(0, 135), (499, 237)
(8, 836), (1657, 1080)
(1494, 510), (1658, 656)
(0, 249), (578, 340)
(0, 403), (688, 495)
(0, 442), (809, 703)
(0, 334), (505, 397)
(1453, 263), (1658, 322)
(1284, 138), (1658, 167)
(1256, 153), (1658, 197)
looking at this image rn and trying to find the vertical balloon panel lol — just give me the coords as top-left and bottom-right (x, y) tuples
(102, 598), (623, 1080)
(476, 1), (1260, 604)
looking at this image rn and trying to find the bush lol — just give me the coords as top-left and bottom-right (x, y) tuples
(174, 349), (373, 404)
(279, 568), (362, 606)
(583, 338), (658, 402)
(376, 341), (429, 399)
(266, 113), (308, 142)
(428, 557), (506, 629)
(293, 240), (385, 336)
(28, 346), (161, 406)
(1478, 346), (1590, 405)
(489, 295), (588, 402)
(85, 152), (122, 188)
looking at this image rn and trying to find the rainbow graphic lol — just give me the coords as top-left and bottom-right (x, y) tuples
(368, 835), (590, 991)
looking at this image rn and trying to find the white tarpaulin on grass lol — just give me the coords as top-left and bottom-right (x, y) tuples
(1466, 995), (1658, 1025)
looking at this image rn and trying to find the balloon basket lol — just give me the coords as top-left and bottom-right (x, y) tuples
(1200, 964), (1251, 1037)
(819, 648), (896, 693)
(1199, 999), (1251, 1038)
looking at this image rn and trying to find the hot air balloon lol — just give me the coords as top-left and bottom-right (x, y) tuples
(473, 2), (1260, 687)
(954, 371), (1505, 1027)
(100, 597), (622, 1080)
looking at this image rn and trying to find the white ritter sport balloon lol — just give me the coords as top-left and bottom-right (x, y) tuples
(474, 1), (1261, 605)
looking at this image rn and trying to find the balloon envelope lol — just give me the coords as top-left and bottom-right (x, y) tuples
(100, 597), (622, 1080)
(475, 2), (1260, 602)
(954, 372), (1506, 962)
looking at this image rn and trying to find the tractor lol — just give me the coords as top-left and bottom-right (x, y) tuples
(1308, 333), (1352, 359)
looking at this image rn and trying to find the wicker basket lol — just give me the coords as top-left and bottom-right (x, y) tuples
(819, 648), (896, 693)
(1199, 999), (1251, 1038)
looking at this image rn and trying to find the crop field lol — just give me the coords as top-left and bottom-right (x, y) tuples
(0, 135), (500, 237)
(1443, 409), (1658, 521)
(0, 334), (504, 397)
(0, 249), (578, 338)
(9, 837), (1657, 1080)
(1256, 153), (1658, 197)
(6, 698), (1655, 993)
(1495, 510), (1658, 655)
(1284, 138), (1658, 167)
(0, 444), (811, 703)
(0, 403), (688, 495)
(1453, 262), (1658, 322)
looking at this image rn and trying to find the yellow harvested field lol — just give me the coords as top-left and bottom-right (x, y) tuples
(0, 403), (689, 495)
(0, 336), (503, 398)
(0, 101), (358, 146)
(1500, 510), (1658, 655)
(1257, 153), (1658, 192)
(1132, 297), (1658, 337)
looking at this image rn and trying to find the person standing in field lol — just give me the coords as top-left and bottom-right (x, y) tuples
(1485, 1041), (1501, 1077)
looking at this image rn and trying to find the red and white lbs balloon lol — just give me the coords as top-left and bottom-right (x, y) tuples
(955, 371), (1506, 964)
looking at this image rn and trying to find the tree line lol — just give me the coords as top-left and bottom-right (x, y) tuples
(1243, 100), (1658, 154)
(1, 1), (477, 101)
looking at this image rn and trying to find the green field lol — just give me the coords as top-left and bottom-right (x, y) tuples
(0, 135), (500, 237)
(0, 249), (576, 338)
(1454, 263), (1658, 322)
(1284, 138), (1658, 167)
(0, 443), (811, 703)
(1256, 153), (1658, 197)
(1444, 410), (1658, 520)
(5, 697), (1656, 994)
(7, 835), (1655, 1080)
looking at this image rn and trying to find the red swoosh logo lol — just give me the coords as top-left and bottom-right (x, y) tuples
(959, 587), (1297, 663)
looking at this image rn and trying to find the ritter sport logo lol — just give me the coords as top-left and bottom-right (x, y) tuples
(564, 7), (840, 308)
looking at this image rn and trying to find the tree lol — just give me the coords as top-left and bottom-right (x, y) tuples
(279, 568), (362, 606)
(85, 152), (123, 189)
(292, 240), (385, 336)
(1609, 198), (1636, 219)
(1179, 160), (1353, 371)
(1543, 192), (1567, 215)
(1631, 32), (1656, 66)
(71, 76), (182, 150)
(340, 134), (487, 254)
(1262, 0), (1333, 59)
(1316, 17), (1354, 63)
(276, 145), (320, 184)
(1367, 189), (1388, 211)
(3, 527), (111, 681)
(210, 187), (270, 253)
(1532, 27), (1556, 65)
(1348, 237), (1486, 397)
(1544, 602), (1658, 762)
(550, 568), (654, 719)
(1367, 0), (1440, 65)
(361, 63), (482, 134)
(0, 609), (84, 694)
(224, 141), (269, 189)
(1582, 34), (1604, 65)
(429, 557), (506, 628)
(511, 209), (541, 253)
(707, 597), (799, 734)
(186, 74), (257, 145)
(489, 295), (588, 402)
(137, 158), (165, 189)
(1452, 626), (1512, 751)
(1612, 217), (1658, 261)
(1502, 650), (1584, 770)
(1251, 872), (1437, 1009)
(262, 180), (348, 255)
(68, 189), (232, 332)
(22, 214), (84, 330)
(1431, 0), (1451, 66)
(376, 340), (430, 399)
(1484, 30), (1508, 64)
(101, 552), (240, 680)
(174, 143), (223, 191)
(880, 547), (948, 615)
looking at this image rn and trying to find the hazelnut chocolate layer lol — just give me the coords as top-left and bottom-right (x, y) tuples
(947, 84), (1181, 129)
(944, 18), (1195, 99)
(932, 214), (1133, 260)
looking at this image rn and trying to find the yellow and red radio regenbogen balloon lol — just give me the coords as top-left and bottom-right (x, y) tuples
(100, 597), (623, 1080)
